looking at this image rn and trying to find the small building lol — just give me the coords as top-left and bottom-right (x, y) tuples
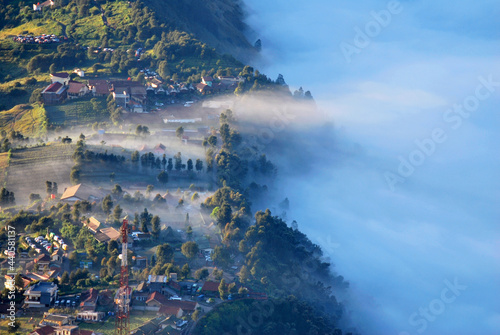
(88, 79), (109, 97)
(79, 288), (99, 311)
(24, 282), (58, 308)
(145, 291), (170, 309)
(30, 325), (56, 335)
(112, 88), (130, 106)
(39, 313), (74, 327)
(158, 300), (198, 317)
(94, 227), (120, 243)
(201, 76), (213, 86)
(33, 0), (54, 11)
(83, 217), (101, 234)
(148, 275), (168, 291)
(35, 253), (51, 268)
(73, 69), (85, 77)
(201, 281), (221, 297)
(67, 81), (89, 99)
(128, 100), (144, 113)
(76, 310), (105, 322)
(153, 143), (166, 154)
(195, 83), (212, 95)
(4, 273), (34, 290)
(55, 325), (96, 335)
(61, 184), (103, 203)
(42, 82), (67, 104)
(50, 72), (70, 86)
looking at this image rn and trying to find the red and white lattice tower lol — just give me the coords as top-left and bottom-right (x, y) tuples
(115, 219), (130, 335)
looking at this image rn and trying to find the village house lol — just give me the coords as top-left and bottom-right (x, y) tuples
(35, 253), (51, 267)
(55, 325), (96, 335)
(201, 76), (213, 86)
(87, 79), (109, 97)
(42, 82), (67, 104)
(133, 281), (149, 302)
(50, 72), (70, 86)
(60, 184), (103, 203)
(201, 281), (223, 297)
(33, 0), (54, 11)
(157, 300), (199, 318)
(195, 82), (212, 95)
(67, 81), (89, 99)
(24, 281), (58, 308)
(73, 68), (85, 77)
(83, 217), (101, 234)
(76, 310), (105, 322)
(79, 288), (99, 311)
(39, 313), (75, 327)
(145, 291), (170, 310)
(153, 143), (166, 154)
(94, 227), (120, 243)
(30, 325), (56, 335)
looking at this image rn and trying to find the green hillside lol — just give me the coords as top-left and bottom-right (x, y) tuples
(0, 0), (249, 112)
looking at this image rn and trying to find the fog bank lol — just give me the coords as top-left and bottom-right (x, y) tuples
(243, 0), (500, 334)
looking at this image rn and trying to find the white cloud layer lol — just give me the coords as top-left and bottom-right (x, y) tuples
(244, 0), (500, 334)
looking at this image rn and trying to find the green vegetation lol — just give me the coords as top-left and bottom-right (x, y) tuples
(0, 104), (47, 136)
(45, 98), (107, 127)
(194, 297), (344, 335)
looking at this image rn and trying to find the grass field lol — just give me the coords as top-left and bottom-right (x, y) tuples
(5, 143), (75, 203)
(45, 99), (108, 127)
(0, 103), (47, 136)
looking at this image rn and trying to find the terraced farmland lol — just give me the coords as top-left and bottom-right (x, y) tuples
(5, 143), (75, 203)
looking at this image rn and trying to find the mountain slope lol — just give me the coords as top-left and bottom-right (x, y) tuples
(144, 0), (256, 60)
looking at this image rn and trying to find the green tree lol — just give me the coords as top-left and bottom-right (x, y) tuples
(157, 171), (169, 186)
(131, 150), (140, 163)
(195, 159), (203, 172)
(194, 268), (209, 281)
(181, 241), (199, 260)
(187, 159), (193, 172)
(101, 195), (113, 215)
(213, 268), (223, 281)
(60, 271), (69, 285)
(113, 205), (123, 221)
(151, 215), (160, 240)
(218, 279), (226, 299)
(180, 263), (190, 279)
(156, 243), (174, 265)
(208, 135), (217, 147)
(139, 208), (152, 233)
(212, 245), (231, 268)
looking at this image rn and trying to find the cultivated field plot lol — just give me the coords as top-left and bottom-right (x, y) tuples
(6, 143), (75, 202)
(45, 100), (108, 127)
